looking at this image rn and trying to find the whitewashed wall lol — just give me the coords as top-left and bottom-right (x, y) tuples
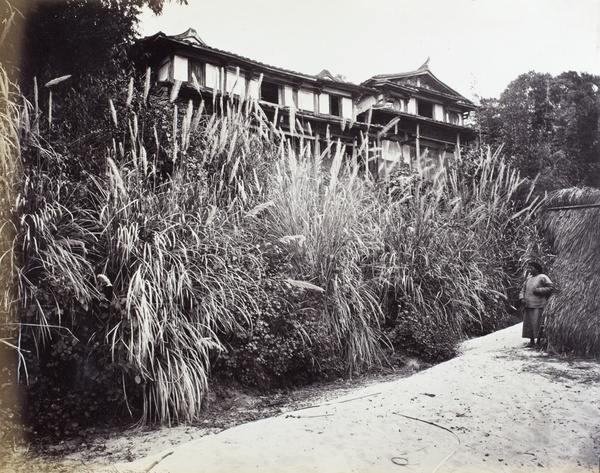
(407, 98), (417, 114)
(205, 64), (221, 90)
(226, 69), (246, 96)
(319, 93), (330, 114)
(283, 86), (295, 107)
(341, 97), (353, 119)
(298, 90), (315, 112)
(173, 55), (188, 82)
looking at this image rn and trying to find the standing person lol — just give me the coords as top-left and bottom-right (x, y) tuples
(519, 261), (554, 348)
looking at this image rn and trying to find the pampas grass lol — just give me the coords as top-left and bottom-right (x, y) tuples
(6, 60), (546, 426)
(0, 32), (22, 429)
(263, 142), (384, 374)
(94, 100), (269, 423)
(379, 147), (539, 349)
(0, 61), (21, 330)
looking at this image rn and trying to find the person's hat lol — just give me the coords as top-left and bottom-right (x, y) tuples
(528, 261), (543, 273)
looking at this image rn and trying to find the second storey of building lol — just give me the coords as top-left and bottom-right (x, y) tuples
(137, 28), (477, 175)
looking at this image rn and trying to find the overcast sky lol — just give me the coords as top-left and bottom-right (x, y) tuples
(138, 0), (600, 102)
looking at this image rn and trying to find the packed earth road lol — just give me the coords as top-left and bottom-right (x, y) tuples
(98, 323), (600, 473)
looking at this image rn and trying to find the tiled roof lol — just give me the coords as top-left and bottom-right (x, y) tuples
(362, 60), (475, 108)
(142, 30), (475, 108)
(368, 59), (432, 81)
(142, 30), (367, 92)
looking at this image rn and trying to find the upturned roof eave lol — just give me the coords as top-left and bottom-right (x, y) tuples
(364, 79), (476, 110)
(362, 68), (476, 109)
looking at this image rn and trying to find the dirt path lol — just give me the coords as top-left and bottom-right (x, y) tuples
(96, 323), (600, 473)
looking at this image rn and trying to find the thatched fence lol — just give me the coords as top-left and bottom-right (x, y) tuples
(541, 187), (600, 355)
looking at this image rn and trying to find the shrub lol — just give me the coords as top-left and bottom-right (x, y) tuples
(214, 280), (337, 389)
(378, 147), (540, 360)
(5, 64), (546, 435)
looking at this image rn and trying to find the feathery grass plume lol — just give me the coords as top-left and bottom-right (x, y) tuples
(47, 90), (52, 128)
(284, 278), (325, 293)
(170, 80), (182, 103)
(126, 77), (134, 107)
(540, 187), (600, 355)
(263, 141), (384, 374)
(32, 77), (39, 136)
(19, 96), (30, 144)
(172, 104), (178, 163)
(181, 99), (194, 154)
(96, 155), (264, 423)
(44, 75), (71, 131)
(379, 146), (538, 358)
(44, 75), (72, 88)
(143, 67), (151, 104)
(191, 100), (204, 133)
(108, 98), (118, 127)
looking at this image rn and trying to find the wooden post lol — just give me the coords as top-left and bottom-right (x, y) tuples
(315, 133), (321, 158)
(416, 123), (421, 165)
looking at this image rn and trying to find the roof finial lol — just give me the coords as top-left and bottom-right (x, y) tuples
(172, 28), (206, 46)
(419, 57), (430, 71)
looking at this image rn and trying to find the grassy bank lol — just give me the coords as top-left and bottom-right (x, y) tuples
(1, 69), (543, 442)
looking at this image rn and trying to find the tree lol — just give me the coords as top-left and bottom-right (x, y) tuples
(6, 0), (185, 81)
(550, 71), (600, 186)
(475, 71), (600, 190)
(5, 0), (185, 174)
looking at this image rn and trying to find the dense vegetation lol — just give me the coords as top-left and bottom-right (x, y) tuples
(1, 72), (543, 441)
(475, 71), (600, 191)
(0, 0), (573, 448)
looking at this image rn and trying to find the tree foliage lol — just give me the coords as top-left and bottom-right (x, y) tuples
(5, 0), (185, 79)
(475, 71), (600, 190)
(3, 0), (187, 175)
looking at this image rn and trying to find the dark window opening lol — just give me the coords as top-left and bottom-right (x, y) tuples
(417, 100), (434, 119)
(260, 81), (279, 104)
(330, 95), (341, 116)
(189, 61), (204, 86)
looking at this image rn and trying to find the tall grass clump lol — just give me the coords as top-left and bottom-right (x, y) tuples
(12, 80), (275, 428)
(190, 98), (277, 209)
(86, 93), (278, 423)
(0, 63), (20, 339)
(540, 187), (600, 355)
(95, 158), (262, 423)
(7, 57), (548, 435)
(260, 142), (384, 375)
(0, 31), (24, 449)
(378, 148), (540, 360)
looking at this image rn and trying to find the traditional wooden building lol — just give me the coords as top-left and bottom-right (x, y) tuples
(138, 28), (476, 177)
